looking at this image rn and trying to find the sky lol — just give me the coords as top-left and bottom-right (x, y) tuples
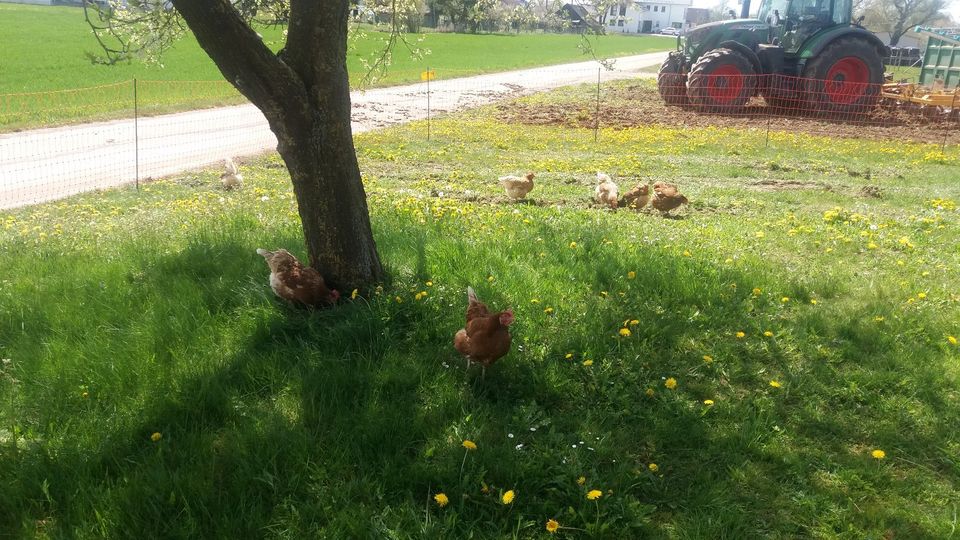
(689, 0), (960, 23)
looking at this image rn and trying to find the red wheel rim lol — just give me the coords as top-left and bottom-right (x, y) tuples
(706, 64), (745, 104)
(824, 57), (870, 104)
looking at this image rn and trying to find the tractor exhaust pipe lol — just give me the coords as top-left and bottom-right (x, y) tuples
(740, 0), (751, 19)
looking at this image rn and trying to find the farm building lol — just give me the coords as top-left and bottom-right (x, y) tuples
(604, 0), (693, 34)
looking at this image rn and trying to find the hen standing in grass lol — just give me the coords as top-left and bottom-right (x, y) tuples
(651, 181), (688, 216)
(595, 171), (619, 209)
(499, 172), (535, 201)
(454, 287), (514, 375)
(221, 158), (243, 190)
(256, 248), (339, 307)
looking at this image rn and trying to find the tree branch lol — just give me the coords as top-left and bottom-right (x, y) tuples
(169, 0), (304, 117)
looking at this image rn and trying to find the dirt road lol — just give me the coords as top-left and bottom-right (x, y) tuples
(0, 52), (666, 210)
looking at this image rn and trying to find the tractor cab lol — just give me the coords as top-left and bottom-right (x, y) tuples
(759, 0), (853, 52)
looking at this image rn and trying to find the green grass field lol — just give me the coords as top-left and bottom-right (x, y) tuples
(1, 79), (958, 537)
(0, 4), (671, 131)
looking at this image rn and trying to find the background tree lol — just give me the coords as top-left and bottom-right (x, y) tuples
(862, 0), (948, 45)
(86, 0), (383, 290)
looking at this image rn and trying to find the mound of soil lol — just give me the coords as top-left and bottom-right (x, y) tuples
(498, 84), (959, 145)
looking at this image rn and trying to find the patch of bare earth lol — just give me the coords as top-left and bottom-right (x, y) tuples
(497, 84), (959, 145)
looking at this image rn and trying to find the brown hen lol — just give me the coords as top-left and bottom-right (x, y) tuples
(651, 181), (688, 216)
(620, 183), (650, 210)
(256, 248), (339, 307)
(453, 286), (514, 375)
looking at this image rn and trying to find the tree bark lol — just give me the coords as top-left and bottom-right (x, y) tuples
(170, 0), (383, 291)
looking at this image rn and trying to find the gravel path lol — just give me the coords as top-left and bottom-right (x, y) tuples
(0, 52), (666, 210)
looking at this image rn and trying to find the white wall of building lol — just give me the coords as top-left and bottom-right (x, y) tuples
(605, 1), (690, 34)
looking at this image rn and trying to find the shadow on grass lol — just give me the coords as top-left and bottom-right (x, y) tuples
(2, 224), (957, 538)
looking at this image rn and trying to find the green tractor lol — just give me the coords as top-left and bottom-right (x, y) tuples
(658, 0), (889, 114)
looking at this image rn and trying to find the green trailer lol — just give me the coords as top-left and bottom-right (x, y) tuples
(915, 26), (960, 88)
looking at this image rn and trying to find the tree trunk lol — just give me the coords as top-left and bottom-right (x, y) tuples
(271, 72), (383, 291)
(170, 0), (383, 291)
(889, 21), (905, 46)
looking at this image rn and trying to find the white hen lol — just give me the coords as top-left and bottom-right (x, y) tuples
(221, 158), (243, 190)
(595, 171), (619, 209)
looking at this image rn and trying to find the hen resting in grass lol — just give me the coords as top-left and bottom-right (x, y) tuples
(499, 172), (535, 200)
(221, 158), (243, 190)
(595, 171), (619, 209)
(621, 183), (650, 210)
(453, 286), (514, 375)
(256, 248), (339, 307)
(651, 181), (688, 216)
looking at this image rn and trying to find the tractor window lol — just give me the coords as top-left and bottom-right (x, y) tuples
(832, 0), (851, 23)
(758, 0), (790, 23)
(788, 0), (829, 21)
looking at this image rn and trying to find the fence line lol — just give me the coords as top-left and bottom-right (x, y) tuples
(1, 63), (957, 211)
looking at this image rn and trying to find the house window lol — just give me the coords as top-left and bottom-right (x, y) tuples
(644, 4), (650, 10)
(617, 19), (624, 26)
(609, 5), (617, 15)
(619, 4), (626, 15)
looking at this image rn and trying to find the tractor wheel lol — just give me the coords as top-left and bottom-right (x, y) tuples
(801, 37), (884, 116)
(657, 53), (688, 106)
(686, 48), (757, 114)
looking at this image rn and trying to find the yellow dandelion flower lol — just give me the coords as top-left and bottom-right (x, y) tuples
(948, 336), (958, 345)
(600, 291), (608, 298)
(769, 380), (782, 388)
(462, 440), (477, 451)
(704, 399), (714, 406)
(629, 319), (639, 326)
(781, 297), (790, 303)
(627, 271), (636, 279)
(871, 449), (886, 459)
(487, 275), (495, 282)
(150, 432), (162, 442)
(582, 359), (594, 366)
(683, 250), (691, 257)
(648, 463), (659, 472)
(752, 288), (762, 296)
(351, 289), (359, 300)
(395, 296), (403, 303)
(664, 377), (677, 390)
(565, 352), (573, 359)
(764, 331), (774, 337)
(810, 299), (818, 305)
(645, 388), (655, 397)
(426, 281), (433, 287)
(703, 355), (714, 363)
(434, 493), (449, 507)
(586, 490), (603, 500)
(546, 519), (560, 533)
(577, 476), (586, 486)
(544, 307), (554, 314)
(531, 298), (540, 304)
(755, 231), (766, 238)
(619, 328), (631, 337)
(501, 490), (515, 505)
(917, 292), (927, 299)
(736, 331), (746, 339)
